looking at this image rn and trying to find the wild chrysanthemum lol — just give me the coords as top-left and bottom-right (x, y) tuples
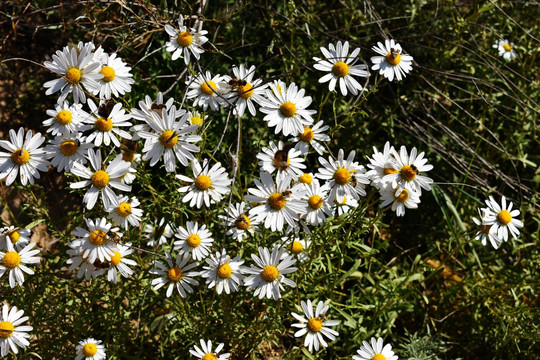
(81, 99), (133, 147)
(0, 241), (40, 288)
(106, 242), (137, 283)
(75, 338), (106, 360)
(66, 242), (104, 280)
(0, 304), (33, 357)
(352, 337), (398, 360)
(189, 339), (230, 360)
(472, 208), (501, 249)
(280, 235), (311, 262)
(94, 52), (134, 99)
(245, 172), (305, 232)
(186, 71), (225, 111)
(313, 40), (369, 96)
(379, 184), (421, 217)
(366, 141), (395, 189)
(73, 217), (120, 264)
(482, 196), (523, 243)
(256, 141), (306, 181)
(382, 145), (433, 194)
(244, 245), (297, 300)
(297, 172), (314, 186)
(165, 15), (208, 65)
(70, 149), (131, 210)
(259, 82), (317, 137)
(301, 179), (333, 226)
(371, 39), (413, 82)
(0, 226), (31, 251)
(222, 64), (266, 117)
(45, 133), (92, 173)
(218, 202), (259, 242)
(0, 128), (50, 186)
(144, 218), (174, 247)
(150, 252), (199, 297)
(493, 39), (517, 61)
(173, 221), (214, 261)
(290, 120), (331, 156)
(200, 249), (245, 295)
(130, 92), (176, 139)
(291, 300), (339, 352)
(43, 101), (85, 136)
(105, 195), (143, 229)
(176, 158), (231, 209)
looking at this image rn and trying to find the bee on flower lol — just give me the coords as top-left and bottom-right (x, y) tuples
(371, 39), (413, 81)
(256, 141), (306, 181)
(382, 145), (433, 195)
(472, 207), (501, 249)
(144, 218), (174, 247)
(165, 15), (208, 65)
(105, 195), (143, 229)
(0, 303), (33, 357)
(290, 300), (339, 352)
(222, 64), (266, 117)
(80, 99), (133, 147)
(218, 202), (260, 242)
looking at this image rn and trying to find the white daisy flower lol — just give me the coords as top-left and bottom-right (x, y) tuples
(301, 179), (333, 226)
(81, 99), (133, 147)
(291, 300), (339, 352)
(73, 217), (120, 264)
(244, 172), (306, 232)
(176, 158), (231, 209)
(352, 337), (398, 360)
(139, 106), (201, 172)
(366, 141), (395, 189)
(106, 242), (137, 283)
(371, 39), (413, 82)
(0, 226), (31, 251)
(482, 196), (523, 243)
(290, 120), (331, 156)
(0, 241), (40, 288)
(493, 39), (517, 61)
(165, 15), (208, 65)
(280, 235), (311, 262)
(188, 110), (204, 127)
(472, 208), (501, 250)
(45, 133), (93, 173)
(316, 149), (369, 203)
(70, 148), (131, 210)
(130, 92), (176, 140)
(144, 218), (174, 247)
(186, 71), (226, 111)
(0, 128), (50, 186)
(0, 304), (33, 357)
(256, 141), (306, 181)
(244, 245), (297, 300)
(94, 52), (135, 99)
(259, 82), (316, 136)
(43, 101), (85, 136)
(313, 40), (369, 96)
(43, 43), (102, 104)
(150, 252), (199, 298)
(222, 64), (266, 117)
(66, 243), (104, 280)
(218, 202), (259, 242)
(382, 145), (433, 194)
(173, 221), (214, 261)
(200, 249), (245, 295)
(189, 339), (230, 360)
(75, 338), (106, 360)
(379, 185), (421, 217)
(333, 195), (358, 216)
(105, 195), (143, 229)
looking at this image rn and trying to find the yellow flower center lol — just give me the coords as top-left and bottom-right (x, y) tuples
(89, 229), (108, 246)
(186, 234), (201, 248)
(56, 110), (73, 125)
(299, 173), (312, 185)
(60, 140), (79, 156)
(159, 130), (178, 148)
(2, 251), (21, 268)
(234, 214), (251, 230)
(217, 263), (232, 279)
(122, 151), (135, 162)
(268, 193), (286, 210)
(82, 343), (98, 356)
(11, 149), (30, 165)
(383, 167), (399, 175)
(332, 61), (349, 77)
(386, 52), (402, 65)
(65, 67), (82, 84)
(109, 250), (122, 266)
(334, 168), (351, 185)
(99, 65), (116, 82)
(202, 353), (217, 360)
(238, 83), (254, 99)
(280, 101), (297, 117)
(395, 189), (409, 203)
(308, 195), (323, 209)
(6, 230), (20, 243)
(190, 116), (202, 125)
(177, 31), (193, 47)
(91, 170), (110, 189)
(194, 174), (212, 190)
(116, 202), (132, 217)
(503, 43), (512, 51)
(497, 210), (512, 225)
(95, 117), (113, 132)
(167, 266), (183, 282)
(300, 127), (314, 142)
(400, 165), (417, 181)
(290, 240), (303, 254)
(200, 80), (217, 95)
(307, 317), (323, 332)
(372, 354), (387, 360)
(0, 321), (14, 338)
(261, 265), (279, 282)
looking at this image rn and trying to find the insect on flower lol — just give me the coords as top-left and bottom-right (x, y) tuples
(272, 144), (294, 172)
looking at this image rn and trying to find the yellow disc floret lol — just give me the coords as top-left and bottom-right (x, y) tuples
(95, 117), (113, 132)
(195, 174), (212, 190)
(0, 321), (14, 338)
(334, 168), (351, 185)
(503, 43), (512, 51)
(497, 210), (512, 225)
(116, 202), (132, 217)
(267, 193), (286, 210)
(89, 229), (108, 246)
(109, 250), (122, 266)
(65, 67), (82, 84)
(307, 317), (323, 332)
(299, 173), (313, 185)
(235, 214), (251, 230)
(167, 266), (183, 282)
(99, 66), (116, 82)
(56, 110), (73, 125)
(186, 234), (201, 248)
(280, 101), (297, 117)
(383, 167), (399, 175)
(11, 149), (30, 165)
(386, 52), (401, 66)
(261, 265), (279, 282)
(2, 252), (21, 268)
(60, 140), (79, 156)
(238, 83), (254, 99)
(308, 195), (323, 210)
(91, 170), (110, 189)
(290, 240), (303, 254)
(395, 189), (409, 203)
(300, 127), (314, 142)
(159, 130), (178, 148)
(177, 31), (193, 47)
(202, 353), (217, 360)
(82, 343), (98, 357)
(332, 61), (349, 77)
(6, 230), (20, 244)
(372, 354), (387, 360)
(190, 116), (202, 125)
(217, 263), (232, 279)
(200, 80), (217, 95)
(400, 165), (417, 181)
